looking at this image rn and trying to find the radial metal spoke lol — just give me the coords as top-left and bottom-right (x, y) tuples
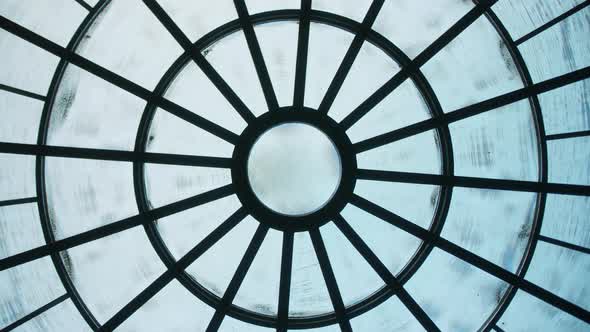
(354, 65), (590, 153)
(0, 142), (232, 168)
(207, 224), (269, 331)
(340, 0), (497, 130)
(0, 197), (37, 208)
(357, 169), (590, 196)
(333, 215), (440, 331)
(309, 228), (352, 332)
(1, 294), (69, 332)
(100, 208), (247, 331)
(0, 15), (239, 145)
(514, 1), (590, 45)
(142, 0), (256, 123)
(350, 194), (590, 324)
(277, 231), (294, 331)
(293, 0), (311, 109)
(538, 235), (590, 255)
(546, 129), (590, 141)
(317, 0), (385, 114)
(0, 185), (234, 272)
(0, 83), (46, 101)
(234, 0), (279, 112)
(73, 0), (92, 11)
(494, 325), (507, 332)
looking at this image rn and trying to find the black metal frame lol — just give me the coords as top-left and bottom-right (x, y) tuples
(0, 0), (589, 331)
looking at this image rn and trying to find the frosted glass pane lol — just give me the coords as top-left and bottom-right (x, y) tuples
(0, 202), (43, 259)
(525, 242), (590, 310)
(329, 36), (400, 122)
(0, 257), (65, 329)
(374, 0), (473, 59)
(47, 64), (145, 150)
(493, 0), (586, 40)
(0, 91), (42, 144)
(304, 24), (353, 109)
(519, 8), (590, 83)
(256, 22), (298, 108)
(538, 78), (590, 135)
(442, 188), (536, 272)
(14, 299), (91, 332)
(312, 0), (372, 23)
(542, 194), (590, 248)
(64, 227), (166, 323)
(0, 154), (36, 202)
(406, 249), (509, 331)
(449, 100), (538, 181)
(498, 290), (588, 331)
(547, 136), (590, 185)
(422, 17), (524, 112)
(118, 280), (214, 332)
(45, 158), (137, 239)
(76, 0), (183, 89)
(0, 0), (86, 46)
(0, 30), (59, 95)
(351, 296), (425, 332)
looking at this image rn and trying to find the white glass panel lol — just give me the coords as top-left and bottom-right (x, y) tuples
(76, 0), (183, 89)
(47, 64), (145, 150)
(157, 195), (242, 259)
(233, 227), (282, 315)
(374, 0), (473, 59)
(14, 299), (91, 332)
(312, 0), (372, 23)
(357, 130), (441, 174)
(498, 290), (587, 331)
(0, 154), (36, 202)
(187, 216), (258, 298)
(64, 227), (166, 323)
(0, 0), (86, 46)
(493, 0), (586, 40)
(146, 108), (234, 157)
(321, 221), (383, 307)
(289, 231), (333, 316)
(329, 39), (400, 122)
(0, 91), (42, 144)
(542, 194), (590, 248)
(219, 315), (275, 332)
(442, 188), (536, 272)
(353, 182), (438, 229)
(519, 8), (590, 83)
(547, 136), (590, 185)
(422, 17), (524, 112)
(45, 157), (137, 239)
(0, 257), (65, 329)
(117, 280), (214, 332)
(346, 80), (429, 144)
(0, 202), (43, 259)
(164, 61), (247, 134)
(145, 163), (231, 208)
(449, 100), (538, 181)
(539, 78), (590, 135)
(0, 30), (59, 95)
(304, 23), (353, 109)
(157, 0), (237, 42)
(406, 249), (509, 331)
(341, 204), (422, 276)
(351, 296), (425, 332)
(256, 22), (298, 108)
(525, 241), (589, 310)
(246, 0), (299, 14)
(205, 31), (267, 116)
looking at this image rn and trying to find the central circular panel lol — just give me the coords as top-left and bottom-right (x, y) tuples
(247, 122), (342, 217)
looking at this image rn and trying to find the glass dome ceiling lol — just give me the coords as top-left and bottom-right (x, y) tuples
(1, 0), (589, 331)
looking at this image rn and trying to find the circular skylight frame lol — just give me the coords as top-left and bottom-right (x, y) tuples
(0, 0), (589, 331)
